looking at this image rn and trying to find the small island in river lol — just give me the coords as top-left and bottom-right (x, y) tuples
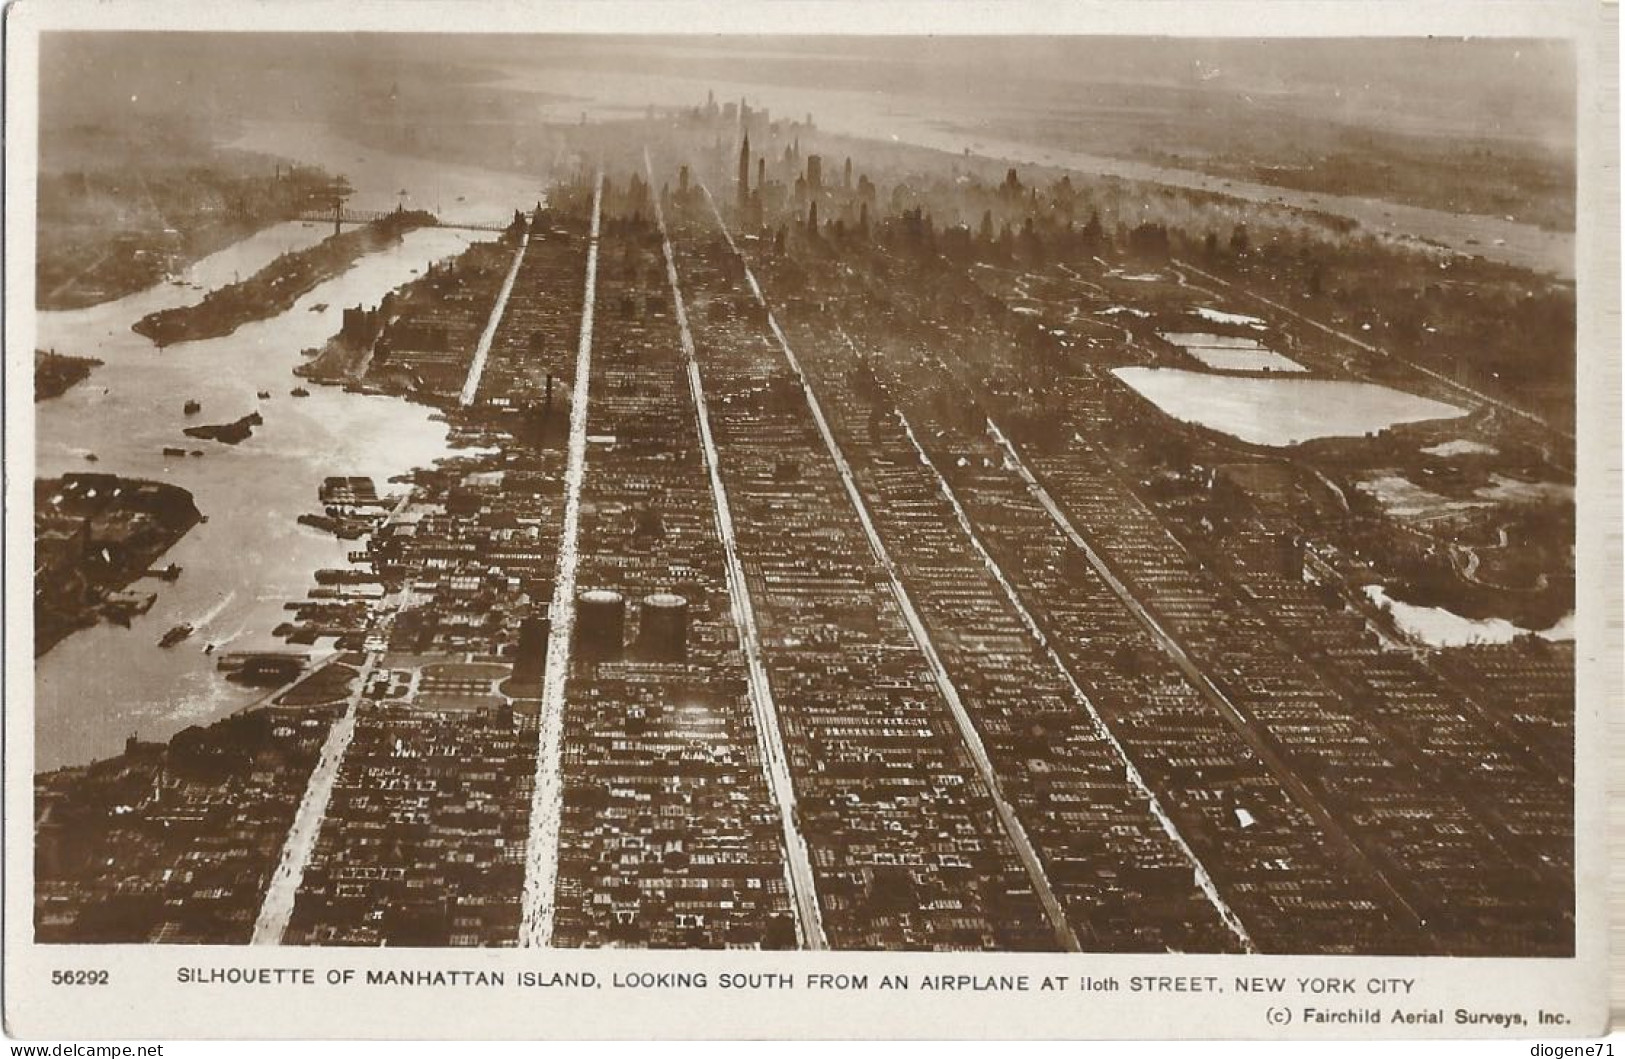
(182, 411), (263, 445)
(132, 207), (436, 347)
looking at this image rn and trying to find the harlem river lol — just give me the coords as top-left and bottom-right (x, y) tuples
(34, 134), (542, 772)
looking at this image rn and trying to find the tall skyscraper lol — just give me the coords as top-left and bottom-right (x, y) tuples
(737, 132), (750, 208)
(807, 155), (822, 191)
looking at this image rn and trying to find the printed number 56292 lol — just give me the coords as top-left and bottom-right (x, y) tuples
(51, 970), (109, 985)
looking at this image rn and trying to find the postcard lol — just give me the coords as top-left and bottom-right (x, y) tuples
(5, 0), (1614, 1041)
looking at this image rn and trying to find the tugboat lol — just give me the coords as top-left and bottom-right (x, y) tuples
(159, 623), (194, 648)
(290, 386), (310, 398)
(183, 399), (201, 416)
(257, 390), (271, 400)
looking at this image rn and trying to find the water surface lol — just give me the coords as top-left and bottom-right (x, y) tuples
(1365, 585), (1573, 647)
(34, 222), (491, 772)
(1113, 367), (1466, 447)
(1159, 332), (1305, 373)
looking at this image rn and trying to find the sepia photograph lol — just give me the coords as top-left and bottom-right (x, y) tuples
(5, 0), (1615, 1042)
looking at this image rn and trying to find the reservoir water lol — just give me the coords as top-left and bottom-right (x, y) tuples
(1158, 332), (1305, 374)
(1112, 367), (1467, 447)
(1364, 586), (1574, 648)
(34, 131), (542, 773)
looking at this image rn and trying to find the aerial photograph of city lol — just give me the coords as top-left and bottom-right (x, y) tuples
(30, 30), (1578, 956)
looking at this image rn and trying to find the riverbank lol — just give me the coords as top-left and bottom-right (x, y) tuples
(35, 474), (202, 657)
(38, 160), (338, 312)
(34, 350), (102, 400)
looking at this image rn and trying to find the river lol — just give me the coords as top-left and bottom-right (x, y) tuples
(229, 121), (545, 227)
(34, 130), (542, 773)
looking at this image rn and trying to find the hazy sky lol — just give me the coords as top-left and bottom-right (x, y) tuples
(41, 32), (1574, 139)
(38, 32), (1577, 182)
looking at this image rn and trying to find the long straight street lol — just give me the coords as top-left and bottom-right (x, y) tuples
(519, 173), (603, 948)
(251, 654), (378, 945)
(700, 183), (1081, 954)
(890, 407), (1256, 953)
(459, 232), (530, 407)
(984, 417), (1427, 934)
(647, 152), (827, 949)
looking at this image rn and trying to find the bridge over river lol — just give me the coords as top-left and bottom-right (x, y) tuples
(294, 205), (515, 235)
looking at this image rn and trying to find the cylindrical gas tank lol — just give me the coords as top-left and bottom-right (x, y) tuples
(638, 591), (689, 663)
(575, 589), (626, 661)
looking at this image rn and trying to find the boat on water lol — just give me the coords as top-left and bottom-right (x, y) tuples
(103, 591), (157, 626)
(290, 386), (310, 397)
(310, 303), (328, 313)
(159, 623), (194, 648)
(183, 399), (201, 415)
(257, 390), (271, 399)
